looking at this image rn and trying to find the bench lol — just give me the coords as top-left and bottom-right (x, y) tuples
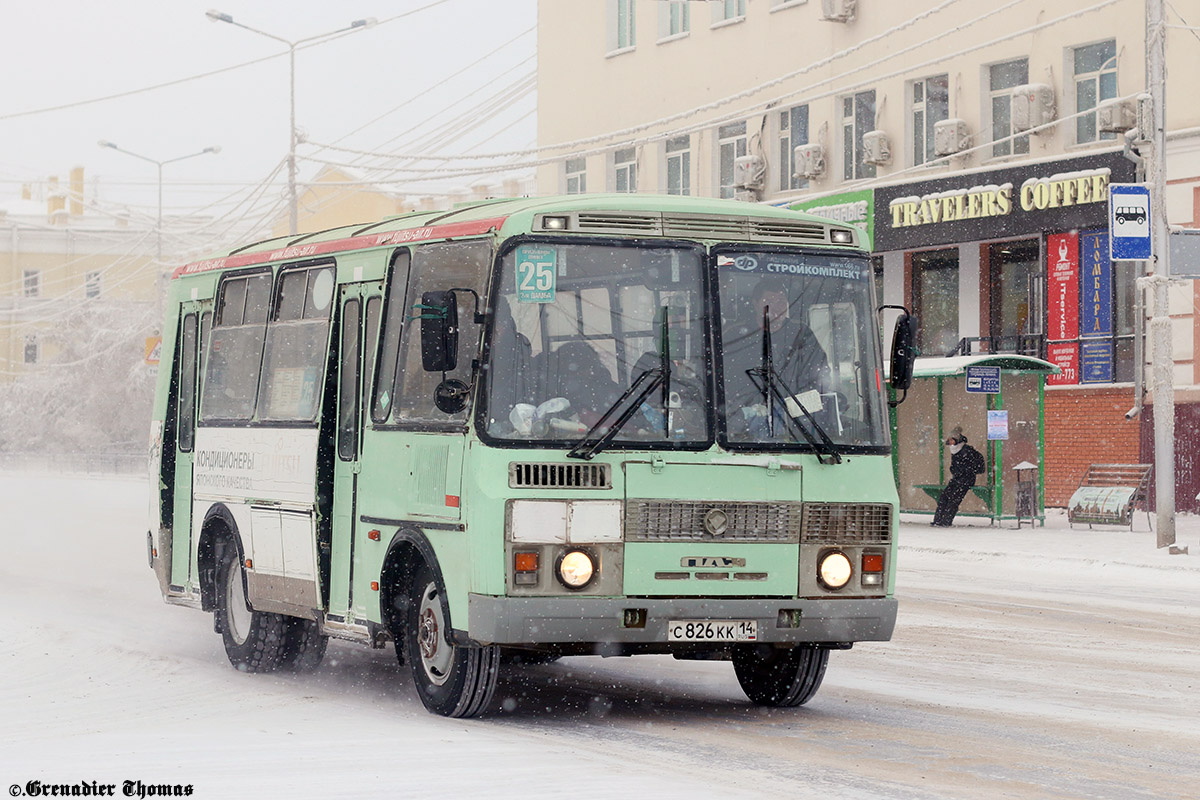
(915, 483), (994, 512)
(1066, 464), (1153, 531)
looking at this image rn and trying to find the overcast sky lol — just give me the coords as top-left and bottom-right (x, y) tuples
(0, 0), (537, 220)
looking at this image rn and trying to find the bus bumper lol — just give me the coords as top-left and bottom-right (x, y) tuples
(466, 594), (896, 646)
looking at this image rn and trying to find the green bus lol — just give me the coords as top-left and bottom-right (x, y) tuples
(148, 193), (915, 718)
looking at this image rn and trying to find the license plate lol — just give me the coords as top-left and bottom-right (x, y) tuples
(667, 619), (757, 642)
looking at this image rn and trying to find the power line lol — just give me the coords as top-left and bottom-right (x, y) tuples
(0, 0), (452, 123)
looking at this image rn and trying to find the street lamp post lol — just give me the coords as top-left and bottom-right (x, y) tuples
(205, 10), (376, 235)
(97, 140), (221, 263)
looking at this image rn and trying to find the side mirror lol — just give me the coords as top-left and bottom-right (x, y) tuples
(889, 311), (918, 404)
(419, 290), (458, 372)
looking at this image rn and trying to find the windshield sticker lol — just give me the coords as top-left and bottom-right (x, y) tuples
(718, 253), (864, 281)
(515, 245), (557, 303)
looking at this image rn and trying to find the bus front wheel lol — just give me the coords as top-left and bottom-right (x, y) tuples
(215, 543), (286, 673)
(404, 564), (499, 718)
(732, 644), (829, 707)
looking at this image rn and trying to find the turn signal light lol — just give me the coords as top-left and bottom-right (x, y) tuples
(861, 553), (884, 573)
(368, 529), (381, 541)
(514, 550), (539, 586)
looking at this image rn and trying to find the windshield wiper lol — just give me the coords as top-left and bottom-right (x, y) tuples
(745, 307), (842, 465)
(568, 308), (674, 460)
(567, 368), (665, 460)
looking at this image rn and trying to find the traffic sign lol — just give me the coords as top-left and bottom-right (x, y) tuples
(965, 365), (1000, 394)
(1108, 183), (1152, 260)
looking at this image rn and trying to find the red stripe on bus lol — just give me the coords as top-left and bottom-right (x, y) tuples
(171, 216), (507, 279)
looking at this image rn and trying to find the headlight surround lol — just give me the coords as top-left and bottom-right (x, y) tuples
(817, 550), (853, 590)
(556, 549), (597, 590)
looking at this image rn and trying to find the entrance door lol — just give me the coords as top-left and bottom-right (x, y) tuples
(170, 303), (206, 591)
(328, 283), (382, 620)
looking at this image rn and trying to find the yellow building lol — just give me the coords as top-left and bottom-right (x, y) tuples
(0, 168), (158, 382)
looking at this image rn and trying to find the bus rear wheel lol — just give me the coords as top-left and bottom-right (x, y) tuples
(215, 544), (286, 673)
(279, 617), (328, 673)
(732, 644), (828, 707)
(404, 564), (499, 718)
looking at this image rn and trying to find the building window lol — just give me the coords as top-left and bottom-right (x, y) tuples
(658, 0), (689, 39)
(911, 75), (949, 166)
(608, 0), (636, 52)
(23, 269), (40, 298)
(613, 147), (637, 193)
(912, 249), (959, 356)
(779, 105), (810, 191)
(23, 335), (38, 364)
(1074, 40), (1117, 143)
(711, 0), (746, 25)
(770, 0), (806, 9)
(989, 59), (1030, 158)
(565, 157), (587, 194)
(717, 122), (748, 199)
(841, 90), (877, 181)
(665, 135), (691, 195)
(85, 271), (101, 299)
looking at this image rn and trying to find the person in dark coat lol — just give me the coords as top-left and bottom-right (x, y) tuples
(932, 426), (985, 526)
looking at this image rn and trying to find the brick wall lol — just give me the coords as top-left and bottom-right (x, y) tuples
(1043, 386), (1142, 507)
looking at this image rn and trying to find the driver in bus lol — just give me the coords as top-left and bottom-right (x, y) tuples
(724, 276), (833, 438)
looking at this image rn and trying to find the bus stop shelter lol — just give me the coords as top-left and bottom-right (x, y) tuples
(891, 354), (1060, 525)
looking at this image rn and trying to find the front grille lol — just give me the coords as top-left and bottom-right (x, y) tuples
(801, 503), (892, 544)
(661, 214), (750, 239)
(626, 500), (802, 543)
(575, 212), (662, 235)
(509, 462), (612, 489)
(750, 219), (828, 243)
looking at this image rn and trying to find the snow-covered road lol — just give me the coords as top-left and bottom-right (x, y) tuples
(2, 472), (1198, 799)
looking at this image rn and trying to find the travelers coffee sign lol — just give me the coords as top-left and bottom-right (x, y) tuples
(872, 151), (1135, 251)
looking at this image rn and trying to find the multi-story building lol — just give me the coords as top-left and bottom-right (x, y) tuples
(0, 169), (158, 382)
(536, 0), (1200, 509)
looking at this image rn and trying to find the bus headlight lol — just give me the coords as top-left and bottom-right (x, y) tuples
(556, 549), (596, 590)
(817, 551), (853, 590)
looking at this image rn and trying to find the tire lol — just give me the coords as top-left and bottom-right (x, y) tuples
(732, 644), (829, 707)
(279, 617), (329, 673)
(215, 543), (287, 673)
(404, 564), (499, 718)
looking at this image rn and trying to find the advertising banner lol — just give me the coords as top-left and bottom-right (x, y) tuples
(1081, 339), (1115, 384)
(1046, 342), (1079, 386)
(1079, 231), (1113, 338)
(1046, 232), (1079, 341)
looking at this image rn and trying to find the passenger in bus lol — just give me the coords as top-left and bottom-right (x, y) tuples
(724, 277), (832, 437)
(544, 340), (621, 427)
(931, 426), (986, 526)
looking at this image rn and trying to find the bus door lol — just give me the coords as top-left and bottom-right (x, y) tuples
(329, 282), (383, 620)
(170, 301), (207, 593)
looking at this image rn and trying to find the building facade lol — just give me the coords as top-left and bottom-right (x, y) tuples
(536, 0), (1200, 509)
(0, 172), (158, 382)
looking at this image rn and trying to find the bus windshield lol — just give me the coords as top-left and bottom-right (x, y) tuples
(484, 240), (710, 448)
(716, 248), (888, 451)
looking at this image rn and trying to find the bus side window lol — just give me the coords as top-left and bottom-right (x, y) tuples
(198, 311), (211, 398)
(177, 313), (198, 452)
(363, 296), (381, 416)
(201, 272), (271, 422)
(258, 264), (335, 423)
(392, 241), (491, 423)
(338, 299), (361, 460)
(372, 250), (412, 423)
